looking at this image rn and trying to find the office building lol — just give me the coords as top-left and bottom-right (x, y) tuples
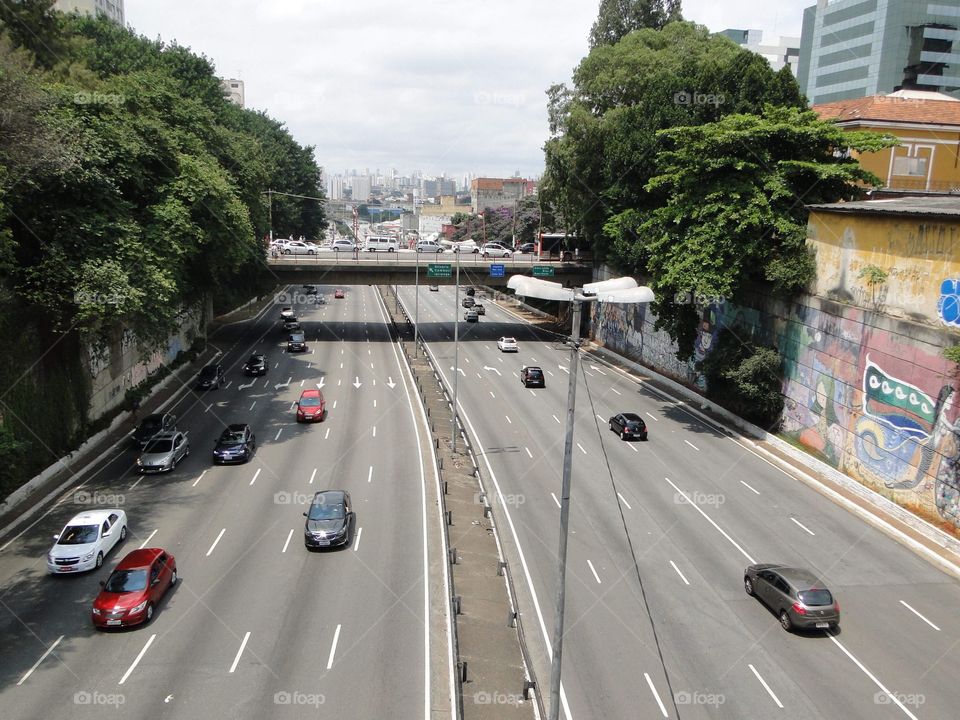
(798, 0), (960, 105)
(221, 79), (245, 107)
(719, 29), (801, 74)
(55, 0), (124, 24)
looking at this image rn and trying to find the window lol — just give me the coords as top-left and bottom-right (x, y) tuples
(893, 155), (928, 176)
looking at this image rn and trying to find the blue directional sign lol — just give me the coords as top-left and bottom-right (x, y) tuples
(490, 263), (505, 278)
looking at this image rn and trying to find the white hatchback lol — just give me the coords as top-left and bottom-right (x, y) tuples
(47, 509), (128, 574)
(497, 337), (519, 352)
(481, 243), (512, 258)
(417, 241), (445, 253)
(279, 240), (317, 255)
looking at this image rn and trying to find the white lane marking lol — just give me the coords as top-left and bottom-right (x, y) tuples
(282, 529), (294, 553)
(192, 470), (207, 488)
(119, 633), (156, 685)
(665, 477), (755, 563)
(899, 600), (941, 631)
(684, 439), (700, 451)
(790, 517), (816, 536)
(645, 412), (657, 421)
(324, 428), (330, 440)
(274, 428), (283, 441)
(300, 380), (304, 387)
(616, 492), (632, 509)
(627, 443), (638, 452)
(505, 416), (512, 424)
(670, 561), (690, 585)
(372, 426), (377, 437)
(595, 414), (604, 421)
(229, 632), (251, 674)
(224, 381), (233, 390)
(577, 443), (587, 455)
(465, 356), (471, 363)
(553, 414), (561, 424)
(129, 477), (143, 490)
(748, 664), (784, 709)
(740, 480), (760, 495)
(644, 672), (669, 718)
(134, 528), (159, 550)
(204, 404), (212, 414)
(587, 559), (602, 584)
(490, 391), (496, 398)
(250, 468), (261, 486)
(310, 468), (317, 484)
(525, 447), (533, 458)
(476, 372), (483, 379)
(374, 399), (377, 408)
(249, 401), (256, 410)
(611, 388), (621, 395)
(340, 362), (344, 369)
(326, 624), (342, 669)
(290, 401), (296, 412)
(368, 466), (373, 483)
(338, 379), (342, 386)
(529, 389), (536, 397)
(584, 370), (594, 377)
(18, 635), (64, 686)
(368, 349), (371, 355)
(353, 527), (362, 552)
(551, 492), (561, 509)
(333, 400), (337, 409)
(206, 528), (226, 557)
(547, 370), (554, 376)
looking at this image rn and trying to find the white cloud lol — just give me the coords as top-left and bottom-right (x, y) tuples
(125, 0), (810, 178)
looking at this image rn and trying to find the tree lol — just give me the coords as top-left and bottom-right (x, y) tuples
(589, 0), (682, 48)
(944, 346), (960, 364)
(698, 330), (784, 428)
(858, 264), (888, 306)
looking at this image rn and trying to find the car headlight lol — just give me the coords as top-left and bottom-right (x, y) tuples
(136, 458), (143, 466)
(130, 600), (148, 614)
(82, 551), (95, 562)
(92, 607), (102, 615)
(47, 553), (55, 562)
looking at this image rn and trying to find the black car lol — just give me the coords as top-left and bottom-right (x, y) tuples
(242, 353), (268, 376)
(212, 423), (256, 464)
(465, 288), (476, 296)
(288, 332), (308, 352)
(517, 243), (536, 254)
(521, 366), (545, 388)
(304, 490), (354, 549)
(608, 412), (648, 440)
(474, 304), (485, 315)
(303, 284), (317, 295)
(462, 296), (475, 308)
(132, 413), (177, 447)
(196, 363), (224, 390)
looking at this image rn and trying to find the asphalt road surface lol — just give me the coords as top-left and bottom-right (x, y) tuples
(0, 285), (446, 720)
(397, 284), (960, 720)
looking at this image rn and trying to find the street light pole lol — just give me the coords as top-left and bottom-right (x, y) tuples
(547, 296), (582, 720)
(414, 245), (420, 357)
(452, 248), (461, 452)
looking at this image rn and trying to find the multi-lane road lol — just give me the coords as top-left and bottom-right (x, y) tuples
(0, 285), (448, 719)
(397, 284), (960, 720)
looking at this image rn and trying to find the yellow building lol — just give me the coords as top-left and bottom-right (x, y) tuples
(814, 90), (960, 194)
(418, 195), (472, 219)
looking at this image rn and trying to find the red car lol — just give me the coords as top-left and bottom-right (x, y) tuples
(334, 289), (345, 299)
(296, 389), (326, 422)
(91, 548), (177, 628)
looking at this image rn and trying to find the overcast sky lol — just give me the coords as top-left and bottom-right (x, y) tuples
(125, 0), (812, 179)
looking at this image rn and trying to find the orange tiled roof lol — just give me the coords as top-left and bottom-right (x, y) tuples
(813, 95), (960, 126)
(473, 178), (503, 190)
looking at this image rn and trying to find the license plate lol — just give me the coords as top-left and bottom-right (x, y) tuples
(316, 540), (329, 546)
(106, 619), (121, 626)
(815, 622), (830, 628)
(59, 567), (76, 572)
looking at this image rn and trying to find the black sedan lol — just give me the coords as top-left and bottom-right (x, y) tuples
(608, 413), (648, 440)
(242, 353), (268, 376)
(212, 424), (256, 464)
(304, 490), (354, 549)
(196, 363), (224, 390)
(132, 412), (177, 447)
(517, 243), (536, 254)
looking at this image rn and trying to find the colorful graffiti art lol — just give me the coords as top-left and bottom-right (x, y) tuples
(938, 278), (960, 328)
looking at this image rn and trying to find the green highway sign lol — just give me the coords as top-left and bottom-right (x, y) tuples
(427, 263), (452, 278)
(532, 265), (555, 277)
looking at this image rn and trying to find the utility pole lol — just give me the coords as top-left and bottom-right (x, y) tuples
(452, 248), (461, 452)
(414, 245), (420, 356)
(268, 189), (273, 242)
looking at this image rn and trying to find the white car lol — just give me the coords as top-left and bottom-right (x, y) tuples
(481, 243), (513, 258)
(497, 337), (518, 352)
(329, 239), (357, 252)
(279, 240), (317, 255)
(136, 431), (190, 473)
(450, 240), (479, 253)
(417, 241), (445, 253)
(47, 509), (128, 574)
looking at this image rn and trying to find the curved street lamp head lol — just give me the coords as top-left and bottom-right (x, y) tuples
(508, 274), (653, 305)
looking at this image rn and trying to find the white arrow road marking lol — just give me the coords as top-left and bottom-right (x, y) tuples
(317, 378), (325, 389)
(558, 365), (569, 374)
(274, 377), (292, 390)
(589, 365), (607, 375)
(18, 635), (64, 686)
(238, 380), (254, 390)
(483, 366), (502, 375)
(387, 377), (397, 388)
(353, 377), (362, 388)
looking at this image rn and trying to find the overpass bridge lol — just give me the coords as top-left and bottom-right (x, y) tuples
(264, 252), (593, 287)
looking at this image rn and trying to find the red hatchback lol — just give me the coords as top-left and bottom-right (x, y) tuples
(334, 289), (345, 299)
(296, 389), (326, 422)
(92, 548), (177, 629)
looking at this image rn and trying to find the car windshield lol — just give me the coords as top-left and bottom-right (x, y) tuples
(144, 439), (173, 453)
(104, 568), (148, 593)
(798, 588), (834, 606)
(528, 369), (543, 377)
(139, 417), (163, 432)
(625, 420), (643, 428)
(290, 334), (305, 342)
(503, 338), (515, 343)
(200, 367), (217, 378)
(248, 356), (262, 364)
(300, 396), (322, 407)
(58, 525), (99, 545)
(220, 432), (245, 445)
(308, 502), (344, 520)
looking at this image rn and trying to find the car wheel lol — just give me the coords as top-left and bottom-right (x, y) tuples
(120, 525), (127, 542)
(95, 551), (103, 569)
(388, 248), (395, 252)
(170, 569), (178, 586)
(145, 603), (155, 623)
(472, 249), (479, 254)
(779, 610), (793, 631)
(744, 577), (754, 596)
(308, 249), (315, 255)
(334, 247), (340, 252)
(282, 249), (291, 255)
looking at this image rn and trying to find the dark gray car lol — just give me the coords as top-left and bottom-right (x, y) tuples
(744, 564), (840, 631)
(303, 490), (354, 549)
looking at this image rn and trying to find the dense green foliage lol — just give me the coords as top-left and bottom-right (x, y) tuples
(945, 346), (960, 364)
(589, 0), (683, 48)
(0, 1), (324, 498)
(449, 197), (540, 246)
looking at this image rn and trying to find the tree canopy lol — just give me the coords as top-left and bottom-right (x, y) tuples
(589, 0), (683, 48)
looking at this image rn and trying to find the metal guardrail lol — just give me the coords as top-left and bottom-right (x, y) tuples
(267, 248), (590, 267)
(387, 285), (546, 720)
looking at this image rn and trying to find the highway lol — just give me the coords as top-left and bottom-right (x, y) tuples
(397, 283), (960, 720)
(0, 285), (447, 719)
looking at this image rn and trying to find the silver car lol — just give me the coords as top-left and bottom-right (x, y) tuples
(744, 564), (840, 631)
(137, 431), (190, 473)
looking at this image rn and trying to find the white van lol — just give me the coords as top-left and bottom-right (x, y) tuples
(365, 235), (399, 253)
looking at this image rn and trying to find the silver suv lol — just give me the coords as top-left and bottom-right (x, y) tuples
(744, 564), (840, 631)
